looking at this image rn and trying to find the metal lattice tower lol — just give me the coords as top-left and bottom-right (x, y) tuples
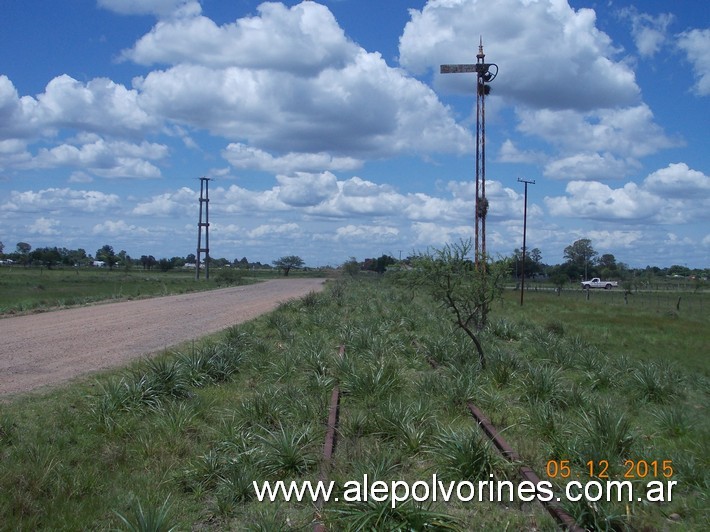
(441, 38), (498, 270)
(196, 177), (211, 280)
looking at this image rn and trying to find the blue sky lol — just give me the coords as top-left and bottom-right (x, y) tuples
(1, 0), (708, 268)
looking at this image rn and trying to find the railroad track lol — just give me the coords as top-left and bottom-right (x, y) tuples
(312, 346), (582, 531)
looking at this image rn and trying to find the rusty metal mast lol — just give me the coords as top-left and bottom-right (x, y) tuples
(441, 38), (497, 269)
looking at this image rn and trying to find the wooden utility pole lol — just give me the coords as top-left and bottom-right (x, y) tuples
(518, 178), (535, 305)
(441, 38), (498, 270)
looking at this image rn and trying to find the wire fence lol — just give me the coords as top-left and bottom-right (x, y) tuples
(518, 284), (708, 314)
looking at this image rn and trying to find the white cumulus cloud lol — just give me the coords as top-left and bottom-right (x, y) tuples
(400, 0), (639, 110)
(677, 29), (710, 96)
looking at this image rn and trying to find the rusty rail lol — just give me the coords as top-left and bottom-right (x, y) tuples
(314, 344), (582, 531)
(467, 402), (583, 531)
(313, 345), (344, 532)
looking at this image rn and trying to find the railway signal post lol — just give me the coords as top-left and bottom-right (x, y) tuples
(441, 38), (498, 270)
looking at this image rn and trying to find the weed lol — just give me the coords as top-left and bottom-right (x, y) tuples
(141, 357), (192, 400)
(266, 312), (292, 341)
(375, 399), (433, 454)
(114, 495), (177, 532)
(340, 359), (402, 403)
(671, 452), (709, 490)
(300, 290), (321, 309)
(490, 318), (523, 341)
(235, 389), (287, 429)
(544, 321), (565, 337)
(631, 362), (681, 403)
(441, 366), (479, 407)
(576, 345), (603, 372)
(575, 402), (635, 462)
(562, 498), (629, 532)
(652, 406), (690, 437)
(523, 363), (565, 405)
(428, 428), (497, 482)
(178, 344), (240, 386)
(255, 424), (318, 477)
(0, 275), (706, 529)
(487, 347), (520, 388)
(340, 407), (376, 439)
(328, 499), (461, 531)
(0, 413), (16, 446)
(152, 401), (198, 434)
(525, 401), (561, 439)
(348, 446), (401, 483)
(190, 449), (224, 489)
(215, 462), (259, 508)
(584, 365), (616, 391)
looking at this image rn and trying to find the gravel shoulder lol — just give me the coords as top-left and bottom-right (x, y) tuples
(0, 278), (326, 398)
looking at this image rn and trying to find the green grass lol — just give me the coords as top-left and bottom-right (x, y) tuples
(500, 288), (710, 375)
(0, 267), (219, 315)
(0, 276), (707, 530)
(0, 265), (331, 316)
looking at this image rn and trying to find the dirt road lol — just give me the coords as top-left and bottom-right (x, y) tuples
(0, 278), (326, 397)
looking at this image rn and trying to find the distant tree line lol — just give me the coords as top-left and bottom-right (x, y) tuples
(0, 241), (280, 273)
(1, 238), (706, 282)
(341, 238), (708, 283)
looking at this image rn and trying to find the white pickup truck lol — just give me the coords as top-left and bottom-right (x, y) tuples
(581, 278), (618, 290)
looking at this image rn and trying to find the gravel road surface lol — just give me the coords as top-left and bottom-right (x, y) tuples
(0, 278), (326, 397)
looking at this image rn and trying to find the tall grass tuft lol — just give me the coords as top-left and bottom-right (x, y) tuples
(114, 496), (177, 532)
(631, 362), (681, 403)
(140, 357), (192, 400)
(255, 424), (318, 477)
(428, 428), (498, 482)
(489, 318), (523, 341)
(440, 366), (479, 407)
(652, 405), (690, 437)
(340, 359), (402, 404)
(375, 399), (433, 454)
(177, 343), (240, 387)
(575, 402), (635, 462)
(0, 413), (16, 446)
(523, 363), (565, 405)
(562, 498), (629, 532)
(235, 389), (287, 429)
(487, 347), (521, 388)
(328, 500), (460, 531)
(525, 401), (561, 440)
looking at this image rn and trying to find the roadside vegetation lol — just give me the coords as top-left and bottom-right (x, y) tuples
(0, 266), (328, 316)
(0, 274), (707, 530)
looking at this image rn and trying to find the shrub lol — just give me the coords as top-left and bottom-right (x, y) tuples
(214, 268), (247, 286)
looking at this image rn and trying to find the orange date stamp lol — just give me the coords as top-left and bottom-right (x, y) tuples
(545, 459), (674, 479)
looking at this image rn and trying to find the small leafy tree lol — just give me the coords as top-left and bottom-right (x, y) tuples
(16, 242), (31, 265)
(273, 255), (304, 276)
(408, 239), (507, 368)
(364, 254), (396, 274)
(158, 258), (173, 272)
(16, 242), (31, 254)
(96, 245), (119, 270)
(342, 257), (360, 278)
(563, 238), (598, 280)
(140, 255), (157, 270)
(30, 247), (62, 269)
